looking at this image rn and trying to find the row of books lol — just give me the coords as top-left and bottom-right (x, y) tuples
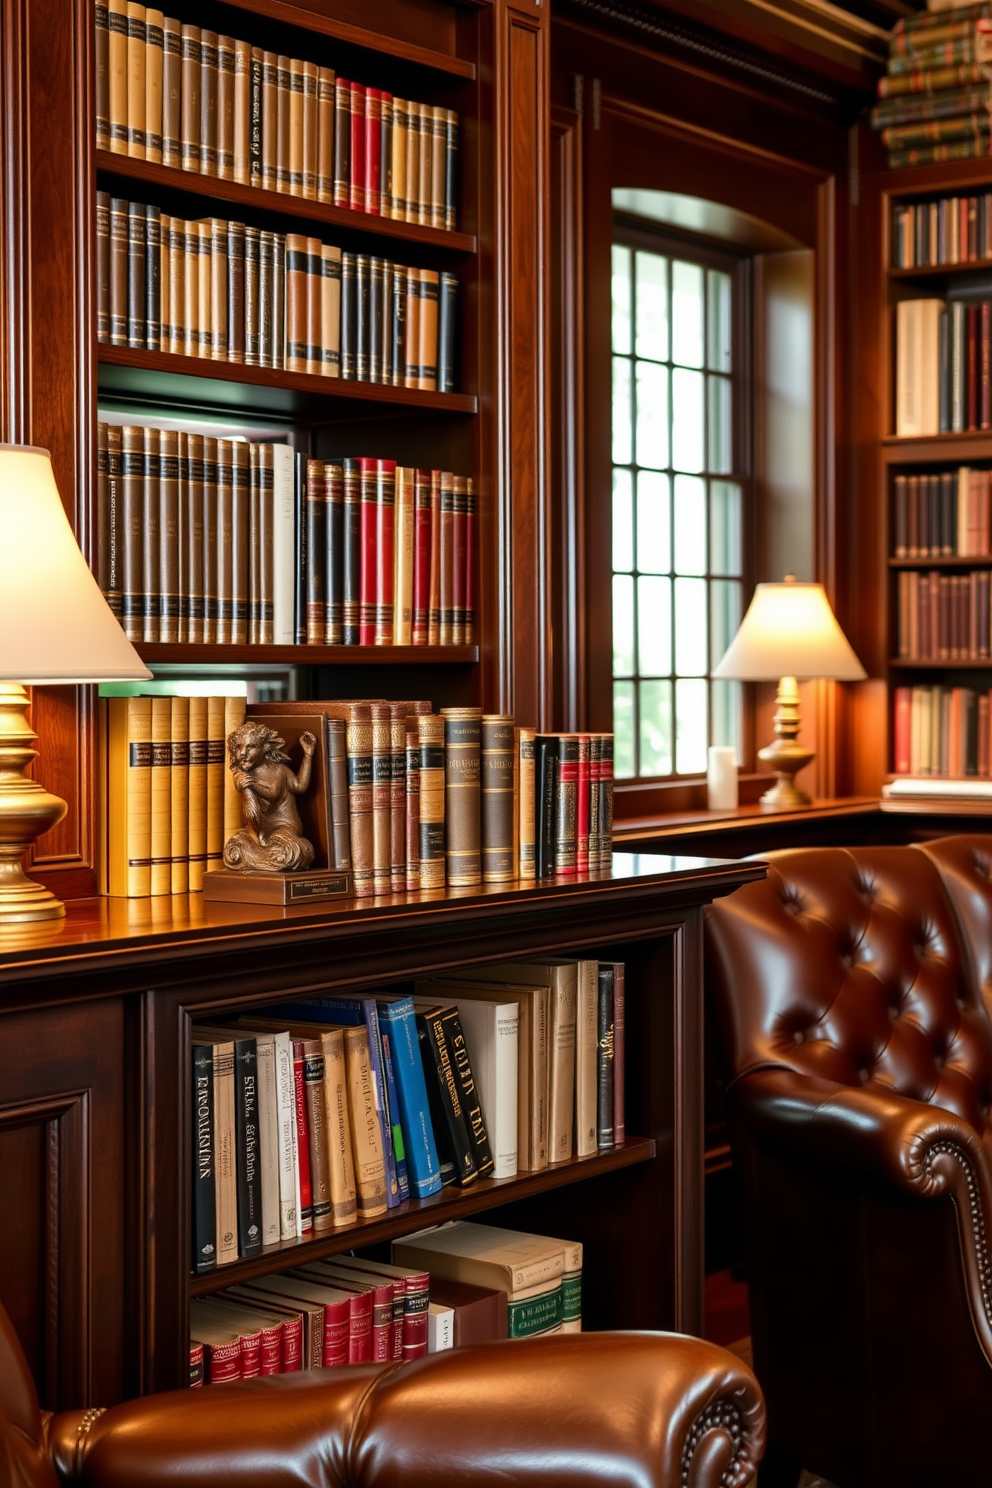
(102, 693), (245, 897)
(891, 194), (992, 271)
(189, 1223), (580, 1384)
(104, 697), (616, 898)
(96, 196), (458, 392)
(892, 683), (992, 778)
(95, 423), (476, 648)
(96, 5), (460, 229)
(871, 7), (992, 168)
(892, 467), (992, 558)
(896, 566), (992, 660)
(189, 972), (621, 1265)
(895, 296), (992, 438)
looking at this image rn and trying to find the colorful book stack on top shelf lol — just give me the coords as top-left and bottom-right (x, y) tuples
(870, 4), (992, 171)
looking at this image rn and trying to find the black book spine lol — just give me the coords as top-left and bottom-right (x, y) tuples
(416, 1009), (477, 1186)
(369, 255), (384, 384)
(340, 251), (356, 380)
(191, 1042), (217, 1273)
(438, 271), (458, 393)
(295, 450), (307, 646)
(145, 204), (161, 351)
(440, 1005), (494, 1179)
(534, 734), (560, 880)
(305, 459), (326, 644)
(391, 263), (406, 386)
(596, 964), (615, 1151)
(415, 1018), (457, 1187)
(342, 457), (361, 644)
(233, 1035), (262, 1257)
(355, 253), (370, 382)
(126, 201), (147, 349)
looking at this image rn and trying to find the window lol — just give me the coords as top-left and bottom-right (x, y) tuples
(610, 225), (747, 782)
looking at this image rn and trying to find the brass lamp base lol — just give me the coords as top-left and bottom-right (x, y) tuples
(0, 682), (68, 923)
(757, 674), (814, 811)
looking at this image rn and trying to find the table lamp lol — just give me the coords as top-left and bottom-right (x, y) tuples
(0, 444), (152, 923)
(712, 574), (866, 809)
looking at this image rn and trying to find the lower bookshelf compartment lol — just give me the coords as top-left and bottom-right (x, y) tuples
(189, 1137), (655, 1295)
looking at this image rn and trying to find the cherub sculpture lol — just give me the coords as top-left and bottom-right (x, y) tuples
(222, 721), (316, 873)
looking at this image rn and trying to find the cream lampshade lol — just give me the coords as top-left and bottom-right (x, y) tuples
(0, 444), (151, 922)
(713, 574), (865, 809)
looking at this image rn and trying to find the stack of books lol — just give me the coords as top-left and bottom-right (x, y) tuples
(870, 4), (992, 170)
(95, 6), (459, 229)
(895, 567), (992, 659)
(892, 467), (992, 558)
(892, 682), (992, 775)
(95, 422), (475, 649)
(894, 297), (992, 437)
(96, 195), (459, 392)
(891, 192), (992, 269)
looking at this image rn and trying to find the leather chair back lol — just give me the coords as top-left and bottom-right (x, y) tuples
(0, 1302), (58, 1488)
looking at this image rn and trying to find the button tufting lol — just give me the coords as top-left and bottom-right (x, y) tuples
(889, 1004), (899, 1021)
(793, 1030), (805, 1045)
(858, 1068), (869, 1083)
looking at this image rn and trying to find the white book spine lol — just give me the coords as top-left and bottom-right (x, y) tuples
(271, 441), (296, 643)
(272, 1030), (299, 1240)
(427, 1302), (454, 1352)
(574, 960), (599, 1158)
(254, 1033), (281, 1247)
(450, 997), (519, 1179)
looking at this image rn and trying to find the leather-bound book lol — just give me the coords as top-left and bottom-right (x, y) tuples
(208, 218), (228, 359)
(261, 51), (278, 192)
(388, 703), (408, 892)
(464, 475), (476, 641)
(340, 250), (356, 378)
(394, 465), (415, 644)
(369, 255), (385, 383)
(300, 1038), (334, 1235)
(96, 192), (110, 342)
(333, 77), (351, 207)
(141, 424), (161, 642)
(326, 716), (350, 870)
(596, 964), (615, 1150)
(357, 456), (377, 644)
(186, 431), (206, 643)
(302, 63), (318, 200)
(169, 695), (189, 895)
(120, 424), (144, 641)
(289, 56), (305, 196)
(444, 108), (458, 230)
(162, 16), (181, 167)
(598, 734), (614, 868)
(481, 715), (515, 883)
(418, 102), (433, 226)
(194, 219), (210, 356)
(284, 231), (308, 372)
(428, 467), (442, 644)
(438, 270), (458, 392)
(95, 423), (117, 613)
(187, 694), (208, 891)
(405, 100), (421, 225)
(144, 8), (164, 164)
(232, 38), (251, 183)
(205, 692), (227, 874)
(158, 211), (171, 349)
(305, 236), (322, 373)
(418, 712), (445, 889)
(438, 469), (455, 644)
(380, 92), (393, 215)
(180, 24), (201, 170)
(227, 220), (244, 362)
(158, 426), (179, 643)
(320, 244), (342, 375)
(587, 734), (602, 868)
(324, 460), (344, 643)
(355, 252), (370, 380)
(144, 204), (161, 351)
(214, 439), (234, 644)
(273, 231), (286, 370)
(517, 726), (536, 879)
(190, 1038), (216, 1272)
(365, 87), (382, 214)
(439, 1002), (494, 1178)
(390, 96), (408, 221)
(442, 706), (482, 886)
(291, 1040), (313, 1234)
(199, 28), (218, 177)
(349, 80), (366, 211)
(371, 702), (393, 895)
(106, 694), (152, 897)
(201, 436), (218, 643)
(345, 701), (374, 896)
(429, 106), (445, 228)
(276, 55), (291, 193)
(222, 696), (245, 844)
(415, 1005), (477, 1186)
(105, 0), (126, 154)
(405, 725), (420, 888)
(412, 467), (431, 644)
(374, 457), (396, 644)
(554, 734), (579, 876)
(403, 266), (421, 388)
(126, 201), (146, 348)
(149, 696), (171, 895)
(216, 34), (235, 180)
(390, 255), (406, 384)
(258, 229), (275, 367)
(305, 456), (327, 643)
(534, 734), (560, 880)
(125, 2), (146, 158)
(317, 65), (334, 203)
(109, 196), (128, 345)
(165, 215), (183, 354)
(342, 457), (361, 642)
(381, 260), (395, 382)
(451, 474), (468, 643)
(419, 267), (439, 391)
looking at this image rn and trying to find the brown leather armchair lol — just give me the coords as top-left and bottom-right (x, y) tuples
(705, 836), (992, 1488)
(0, 1298), (764, 1488)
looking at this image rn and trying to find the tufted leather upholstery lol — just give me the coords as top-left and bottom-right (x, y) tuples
(0, 1287), (766, 1488)
(705, 836), (992, 1488)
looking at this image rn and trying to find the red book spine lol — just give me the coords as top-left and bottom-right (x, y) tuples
(375, 457), (396, 644)
(358, 457), (377, 645)
(428, 469), (442, 645)
(412, 468), (431, 645)
(576, 734), (590, 872)
(258, 1323), (282, 1376)
(189, 1340), (205, 1387)
(451, 475), (467, 644)
(894, 687), (912, 774)
(239, 1328), (263, 1379)
(280, 1313), (303, 1372)
(322, 1297), (351, 1368)
(968, 303), (979, 431)
(347, 1290), (374, 1364)
(369, 1282), (394, 1361)
(364, 86), (381, 214)
(983, 302), (992, 430)
(349, 82), (366, 212)
(205, 1337), (242, 1384)
(464, 477), (476, 645)
(292, 1042), (313, 1234)
(402, 1269), (430, 1360)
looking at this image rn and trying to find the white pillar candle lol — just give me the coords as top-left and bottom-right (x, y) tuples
(707, 746), (738, 811)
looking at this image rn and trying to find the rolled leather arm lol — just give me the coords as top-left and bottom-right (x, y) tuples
(732, 1064), (990, 1201)
(49, 1333), (764, 1488)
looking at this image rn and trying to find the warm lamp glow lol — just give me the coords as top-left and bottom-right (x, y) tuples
(0, 444), (150, 923)
(713, 576), (866, 809)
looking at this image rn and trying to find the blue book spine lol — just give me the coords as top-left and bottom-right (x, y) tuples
(266, 996), (401, 1208)
(378, 996), (443, 1198)
(380, 1030), (411, 1202)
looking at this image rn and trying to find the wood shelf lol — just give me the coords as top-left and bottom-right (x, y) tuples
(97, 345), (477, 419)
(882, 433), (992, 463)
(139, 642), (478, 664)
(889, 260), (992, 281)
(189, 1139), (657, 1296)
(889, 658), (992, 670)
(95, 151), (477, 256)
(889, 556), (992, 569)
(882, 157), (992, 197)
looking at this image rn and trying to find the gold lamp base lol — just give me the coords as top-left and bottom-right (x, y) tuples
(757, 674), (814, 811)
(0, 681), (68, 923)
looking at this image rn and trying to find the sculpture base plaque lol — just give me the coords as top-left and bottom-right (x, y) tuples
(202, 868), (353, 906)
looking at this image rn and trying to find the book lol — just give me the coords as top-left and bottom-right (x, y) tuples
(106, 694), (152, 897)
(596, 963), (616, 1150)
(436, 1002), (494, 1179)
(441, 993), (519, 1178)
(377, 993), (443, 1198)
(191, 1031), (238, 1266)
(442, 706), (482, 885)
(896, 298), (944, 436)
(393, 1222), (567, 1339)
(481, 715), (516, 883)
(327, 1255), (429, 1360)
(190, 1038), (217, 1273)
(414, 1003), (478, 1185)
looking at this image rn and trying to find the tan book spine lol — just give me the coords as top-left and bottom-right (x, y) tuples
(342, 1025), (388, 1217)
(289, 55), (304, 195)
(317, 66), (335, 204)
(187, 694), (208, 891)
(481, 716), (515, 883)
(227, 220), (245, 363)
(202, 436), (218, 643)
(261, 51), (278, 192)
(232, 38), (251, 184)
(182, 219), (198, 357)
(216, 438), (234, 645)
(517, 726), (536, 879)
(418, 101), (433, 226)
(276, 54), (291, 193)
(180, 24), (201, 171)
(371, 702), (392, 896)
(231, 441), (250, 646)
(302, 60), (318, 200)
(417, 713), (445, 890)
(430, 105), (446, 229)
(96, 2), (111, 152)
(346, 702), (374, 897)
(321, 243), (341, 375)
(403, 266), (420, 389)
(284, 231), (307, 372)
(206, 694), (226, 874)
(168, 696), (189, 895)
(126, 3), (146, 158)
(144, 8), (164, 164)
(108, 0), (129, 155)
(96, 192), (110, 343)
(209, 217), (228, 359)
(405, 101), (420, 228)
(199, 29), (218, 177)
(149, 695), (172, 896)
(167, 215), (184, 353)
(442, 707), (482, 886)
(389, 704), (407, 893)
(405, 726), (420, 889)
(419, 267), (439, 392)
(107, 695), (152, 897)
(162, 16), (181, 167)
(320, 1028), (358, 1225)
(142, 424), (161, 643)
(159, 425), (179, 643)
(197, 219), (212, 357)
(222, 697), (245, 845)
(390, 97), (407, 221)
(305, 236), (322, 374)
(301, 1039), (334, 1235)
(216, 35), (235, 180)
(187, 431), (205, 643)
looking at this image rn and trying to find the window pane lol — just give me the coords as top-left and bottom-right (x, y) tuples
(676, 678), (708, 774)
(710, 579), (742, 669)
(673, 475), (706, 576)
(710, 480), (742, 574)
(674, 576), (707, 674)
(634, 250), (668, 362)
(612, 355), (632, 465)
(612, 245), (632, 355)
(638, 575), (671, 675)
(672, 368), (704, 473)
(613, 573), (635, 676)
(635, 361), (669, 470)
(708, 375), (732, 475)
(614, 680), (636, 778)
(707, 269), (732, 373)
(639, 679), (672, 777)
(671, 260), (704, 368)
(711, 678), (743, 759)
(637, 471), (671, 575)
(613, 468), (634, 572)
